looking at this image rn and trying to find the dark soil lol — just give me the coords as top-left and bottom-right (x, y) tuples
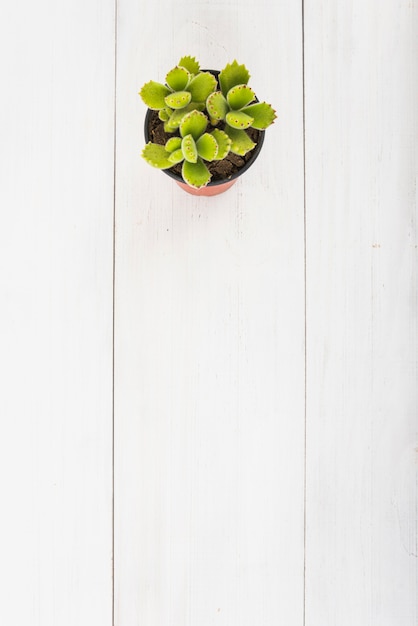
(146, 109), (261, 182)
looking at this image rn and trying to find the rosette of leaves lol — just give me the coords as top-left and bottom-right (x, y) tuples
(142, 110), (232, 189)
(139, 56), (217, 132)
(206, 60), (277, 156)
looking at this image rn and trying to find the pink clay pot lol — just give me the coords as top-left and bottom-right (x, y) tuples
(174, 178), (238, 196)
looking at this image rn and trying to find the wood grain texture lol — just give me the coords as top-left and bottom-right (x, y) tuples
(304, 0), (418, 624)
(1, 0), (416, 624)
(0, 2), (115, 624)
(114, 0), (305, 624)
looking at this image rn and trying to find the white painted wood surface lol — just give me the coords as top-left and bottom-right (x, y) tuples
(304, 1), (418, 624)
(0, 2), (115, 625)
(1, 0), (417, 624)
(114, 0), (305, 624)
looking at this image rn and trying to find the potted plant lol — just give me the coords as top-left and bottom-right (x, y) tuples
(139, 56), (277, 196)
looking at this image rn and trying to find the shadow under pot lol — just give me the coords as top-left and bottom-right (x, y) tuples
(143, 71), (265, 197)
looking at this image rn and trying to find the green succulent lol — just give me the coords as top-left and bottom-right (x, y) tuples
(140, 56), (277, 189)
(139, 56), (217, 132)
(206, 60), (277, 155)
(142, 110), (231, 189)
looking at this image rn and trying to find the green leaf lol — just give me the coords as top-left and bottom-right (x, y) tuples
(164, 90), (192, 109)
(182, 159), (211, 188)
(166, 66), (190, 91)
(188, 72), (217, 102)
(179, 110), (208, 140)
(206, 91), (228, 121)
(226, 84), (255, 110)
(196, 133), (218, 161)
(165, 137), (182, 152)
(159, 106), (173, 122)
(164, 120), (177, 133)
(139, 81), (171, 110)
(158, 109), (170, 122)
(219, 60), (250, 97)
(142, 143), (173, 169)
(165, 103), (204, 131)
(242, 102), (277, 129)
(178, 55), (200, 75)
(225, 128), (256, 156)
(210, 129), (231, 160)
(168, 149), (184, 164)
(226, 110), (254, 129)
(181, 134), (198, 163)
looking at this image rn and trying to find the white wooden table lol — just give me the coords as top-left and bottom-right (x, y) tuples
(1, 1), (416, 624)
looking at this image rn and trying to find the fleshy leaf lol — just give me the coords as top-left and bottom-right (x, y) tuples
(219, 60), (250, 97)
(225, 128), (256, 156)
(226, 84), (256, 110)
(179, 110), (208, 140)
(210, 129), (231, 160)
(159, 109), (170, 122)
(206, 91), (228, 121)
(142, 143), (173, 169)
(196, 133), (218, 161)
(181, 134), (198, 163)
(242, 102), (277, 129)
(226, 110), (254, 129)
(164, 90), (192, 110)
(140, 81), (171, 110)
(182, 159), (211, 188)
(165, 103), (205, 131)
(168, 149), (184, 164)
(166, 66), (190, 91)
(188, 72), (217, 103)
(165, 137), (182, 152)
(164, 120), (177, 133)
(178, 55), (200, 75)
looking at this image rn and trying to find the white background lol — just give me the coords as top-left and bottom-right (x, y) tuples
(0, 0), (416, 624)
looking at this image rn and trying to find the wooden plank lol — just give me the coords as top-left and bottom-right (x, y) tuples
(114, 1), (305, 624)
(0, 2), (115, 624)
(304, 1), (418, 623)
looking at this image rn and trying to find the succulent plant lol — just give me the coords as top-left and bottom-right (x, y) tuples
(139, 56), (217, 132)
(206, 61), (277, 156)
(142, 110), (231, 188)
(140, 57), (277, 189)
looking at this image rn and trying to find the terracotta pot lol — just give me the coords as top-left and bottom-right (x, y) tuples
(175, 177), (238, 196)
(143, 70), (265, 196)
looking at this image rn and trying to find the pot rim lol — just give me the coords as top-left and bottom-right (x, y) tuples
(143, 69), (265, 188)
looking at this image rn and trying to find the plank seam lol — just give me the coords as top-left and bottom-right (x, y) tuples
(302, 0), (307, 624)
(112, 1), (118, 625)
